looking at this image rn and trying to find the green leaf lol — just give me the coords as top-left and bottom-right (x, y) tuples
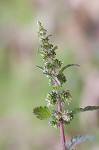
(59, 64), (80, 74)
(36, 65), (44, 71)
(72, 106), (99, 114)
(33, 106), (51, 120)
(66, 135), (94, 150)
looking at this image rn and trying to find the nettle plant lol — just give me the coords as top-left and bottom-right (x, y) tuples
(33, 22), (99, 150)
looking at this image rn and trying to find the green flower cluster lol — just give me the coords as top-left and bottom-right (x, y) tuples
(49, 115), (59, 128)
(38, 24), (56, 61)
(44, 59), (62, 72)
(62, 111), (74, 125)
(37, 21), (63, 87)
(46, 90), (57, 107)
(49, 110), (74, 127)
(48, 73), (66, 87)
(60, 90), (72, 105)
(38, 22), (58, 62)
(53, 59), (62, 69)
(46, 89), (72, 107)
(57, 73), (66, 85)
(49, 110), (61, 128)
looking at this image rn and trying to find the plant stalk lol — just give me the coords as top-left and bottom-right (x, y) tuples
(57, 92), (66, 150)
(60, 121), (66, 150)
(53, 65), (66, 150)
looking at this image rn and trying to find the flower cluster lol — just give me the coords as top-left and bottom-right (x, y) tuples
(49, 110), (74, 127)
(37, 21), (64, 88)
(60, 90), (72, 105)
(49, 111), (61, 128)
(53, 59), (62, 69)
(37, 21), (57, 62)
(62, 111), (74, 125)
(44, 59), (62, 73)
(46, 89), (72, 107)
(38, 26), (55, 62)
(57, 73), (66, 85)
(49, 115), (59, 128)
(46, 90), (57, 107)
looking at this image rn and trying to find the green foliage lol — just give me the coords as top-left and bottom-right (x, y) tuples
(59, 64), (80, 74)
(33, 106), (51, 120)
(66, 135), (95, 150)
(72, 106), (99, 114)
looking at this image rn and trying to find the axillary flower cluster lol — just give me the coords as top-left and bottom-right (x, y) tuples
(35, 21), (75, 128)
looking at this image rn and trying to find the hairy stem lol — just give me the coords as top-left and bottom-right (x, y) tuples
(60, 122), (66, 150)
(57, 92), (66, 150)
(53, 65), (66, 150)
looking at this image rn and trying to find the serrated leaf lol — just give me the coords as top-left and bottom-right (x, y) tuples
(72, 106), (99, 114)
(33, 106), (51, 120)
(59, 64), (80, 74)
(66, 135), (95, 150)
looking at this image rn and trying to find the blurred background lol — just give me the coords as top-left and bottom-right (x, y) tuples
(0, 0), (99, 150)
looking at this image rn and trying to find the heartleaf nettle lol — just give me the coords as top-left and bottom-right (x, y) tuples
(33, 21), (99, 150)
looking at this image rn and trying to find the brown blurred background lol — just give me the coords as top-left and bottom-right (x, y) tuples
(0, 0), (99, 150)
